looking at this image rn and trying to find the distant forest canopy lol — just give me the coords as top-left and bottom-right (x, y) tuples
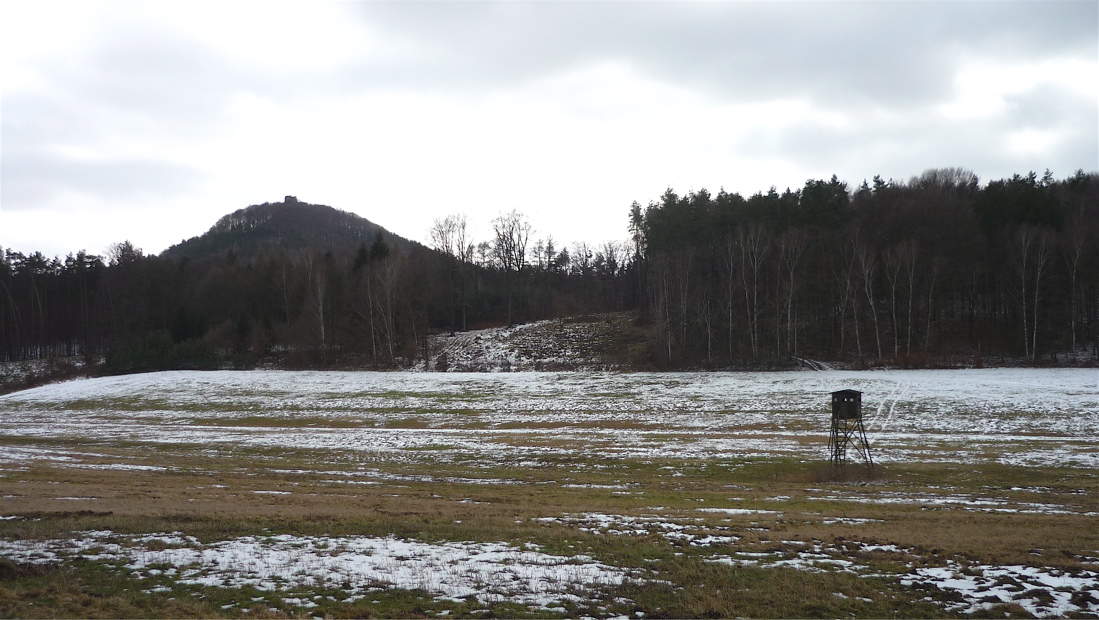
(1, 168), (1097, 372)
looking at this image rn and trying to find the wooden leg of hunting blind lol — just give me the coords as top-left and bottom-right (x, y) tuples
(856, 416), (874, 478)
(829, 415), (874, 479)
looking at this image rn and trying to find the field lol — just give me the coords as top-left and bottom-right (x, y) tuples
(1, 368), (1098, 618)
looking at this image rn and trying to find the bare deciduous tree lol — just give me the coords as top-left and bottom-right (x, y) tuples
(303, 252), (329, 364)
(430, 214), (471, 333)
(492, 210), (532, 325)
(1062, 211), (1087, 355)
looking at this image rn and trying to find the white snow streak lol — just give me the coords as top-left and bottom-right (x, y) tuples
(0, 531), (634, 607)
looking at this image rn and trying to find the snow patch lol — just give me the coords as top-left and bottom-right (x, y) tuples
(0, 531), (637, 607)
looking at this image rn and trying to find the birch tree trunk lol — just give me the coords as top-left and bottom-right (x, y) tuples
(1031, 232), (1053, 361)
(856, 242), (883, 360)
(738, 225), (769, 360)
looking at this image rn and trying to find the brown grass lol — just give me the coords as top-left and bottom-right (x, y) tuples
(4, 454), (1096, 566)
(3, 416), (1099, 617)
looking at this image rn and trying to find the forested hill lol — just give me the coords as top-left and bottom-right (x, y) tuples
(162, 197), (420, 260)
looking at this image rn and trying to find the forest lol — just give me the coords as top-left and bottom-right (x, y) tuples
(1, 167), (1097, 377)
(634, 168), (1098, 367)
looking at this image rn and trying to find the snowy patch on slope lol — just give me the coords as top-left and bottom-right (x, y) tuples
(425, 314), (635, 372)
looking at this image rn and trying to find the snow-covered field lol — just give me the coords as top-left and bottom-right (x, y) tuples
(2, 368), (1097, 468)
(0, 530), (634, 609)
(1, 525), (1091, 618)
(2, 367), (1098, 616)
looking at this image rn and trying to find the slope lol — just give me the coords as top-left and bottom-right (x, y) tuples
(425, 313), (649, 371)
(161, 196), (420, 259)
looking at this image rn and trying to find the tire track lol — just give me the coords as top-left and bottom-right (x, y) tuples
(872, 380), (910, 433)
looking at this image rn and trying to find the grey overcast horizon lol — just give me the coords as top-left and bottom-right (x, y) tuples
(1, 0), (1096, 259)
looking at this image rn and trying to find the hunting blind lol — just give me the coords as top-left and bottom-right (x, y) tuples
(828, 389), (874, 477)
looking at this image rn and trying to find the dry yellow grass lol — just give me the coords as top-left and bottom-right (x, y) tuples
(4, 450), (1096, 570)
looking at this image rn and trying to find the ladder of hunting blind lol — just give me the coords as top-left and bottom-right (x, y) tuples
(828, 414), (874, 476)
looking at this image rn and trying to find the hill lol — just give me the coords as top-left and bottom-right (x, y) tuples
(161, 196), (419, 259)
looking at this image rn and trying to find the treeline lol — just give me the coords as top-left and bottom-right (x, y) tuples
(632, 168), (1099, 367)
(0, 211), (637, 370)
(2, 167), (1097, 373)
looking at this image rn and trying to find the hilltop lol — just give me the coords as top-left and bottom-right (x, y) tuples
(161, 196), (420, 259)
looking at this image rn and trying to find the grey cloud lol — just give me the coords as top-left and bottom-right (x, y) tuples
(5, 0), (1093, 221)
(2, 150), (204, 209)
(59, 26), (257, 131)
(1001, 86), (1096, 129)
(1059, 133), (1099, 176)
(1, 31), (222, 213)
(349, 1), (1097, 109)
(1, 20), (298, 213)
(3, 18), (314, 156)
(730, 82), (1096, 189)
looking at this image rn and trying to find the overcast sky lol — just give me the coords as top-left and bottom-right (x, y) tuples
(2, 0), (1096, 259)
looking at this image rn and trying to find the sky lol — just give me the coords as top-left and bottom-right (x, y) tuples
(1, 0), (1096, 259)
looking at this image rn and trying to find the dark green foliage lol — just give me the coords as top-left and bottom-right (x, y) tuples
(170, 308), (207, 343)
(978, 173), (1065, 233)
(796, 175), (850, 228)
(369, 233), (391, 263)
(104, 331), (218, 374)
